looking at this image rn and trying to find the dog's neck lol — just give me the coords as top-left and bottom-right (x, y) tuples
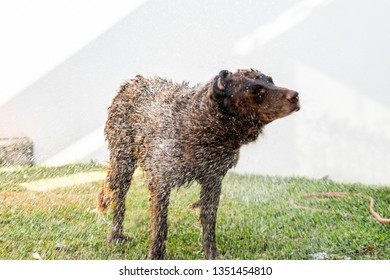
(184, 84), (265, 148)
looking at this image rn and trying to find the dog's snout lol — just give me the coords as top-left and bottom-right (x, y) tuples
(286, 90), (299, 101)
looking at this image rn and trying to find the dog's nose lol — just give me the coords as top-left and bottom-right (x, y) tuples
(286, 90), (299, 101)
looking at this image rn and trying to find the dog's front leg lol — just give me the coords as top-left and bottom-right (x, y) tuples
(148, 185), (171, 260)
(199, 179), (222, 260)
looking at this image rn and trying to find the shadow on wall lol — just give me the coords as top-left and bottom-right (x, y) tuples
(1, 0), (389, 184)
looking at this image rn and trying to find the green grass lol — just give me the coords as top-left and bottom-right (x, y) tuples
(0, 163), (389, 260)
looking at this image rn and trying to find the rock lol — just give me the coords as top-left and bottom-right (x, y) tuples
(0, 137), (33, 166)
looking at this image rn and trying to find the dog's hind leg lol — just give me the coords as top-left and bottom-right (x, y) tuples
(98, 154), (137, 244)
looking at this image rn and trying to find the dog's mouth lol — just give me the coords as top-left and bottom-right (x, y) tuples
(292, 101), (300, 112)
(286, 103), (300, 116)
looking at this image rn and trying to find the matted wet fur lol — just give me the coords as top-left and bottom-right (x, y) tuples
(97, 69), (300, 259)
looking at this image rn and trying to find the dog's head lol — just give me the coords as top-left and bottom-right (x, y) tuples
(210, 69), (300, 123)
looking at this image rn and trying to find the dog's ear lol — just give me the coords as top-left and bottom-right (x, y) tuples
(216, 70), (231, 90)
(213, 70), (232, 97)
(211, 70), (236, 116)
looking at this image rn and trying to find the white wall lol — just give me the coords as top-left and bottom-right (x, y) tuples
(1, 0), (389, 185)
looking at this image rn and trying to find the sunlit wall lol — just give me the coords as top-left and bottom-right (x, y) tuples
(1, 0), (389, 185)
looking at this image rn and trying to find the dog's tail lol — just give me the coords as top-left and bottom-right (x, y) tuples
(97, 175), (114, 215)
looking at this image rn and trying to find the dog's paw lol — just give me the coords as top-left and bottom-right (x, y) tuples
(205, 251), (219, 260)
(108, 235), (130, 244)
(189, 200), (201, 209)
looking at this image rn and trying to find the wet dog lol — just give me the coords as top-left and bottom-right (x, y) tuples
(97, 69), (300, 259)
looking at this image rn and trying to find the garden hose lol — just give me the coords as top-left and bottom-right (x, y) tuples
(290, 192), (390, 224)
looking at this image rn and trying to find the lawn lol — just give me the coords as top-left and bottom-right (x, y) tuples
(0, 163), (389, 260)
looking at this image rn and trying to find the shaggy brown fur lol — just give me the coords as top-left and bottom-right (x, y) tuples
(97, 69), (300, 259)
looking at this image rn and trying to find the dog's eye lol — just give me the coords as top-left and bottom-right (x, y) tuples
(253, 86), (266, 95)
(255, 94), (263, 103)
